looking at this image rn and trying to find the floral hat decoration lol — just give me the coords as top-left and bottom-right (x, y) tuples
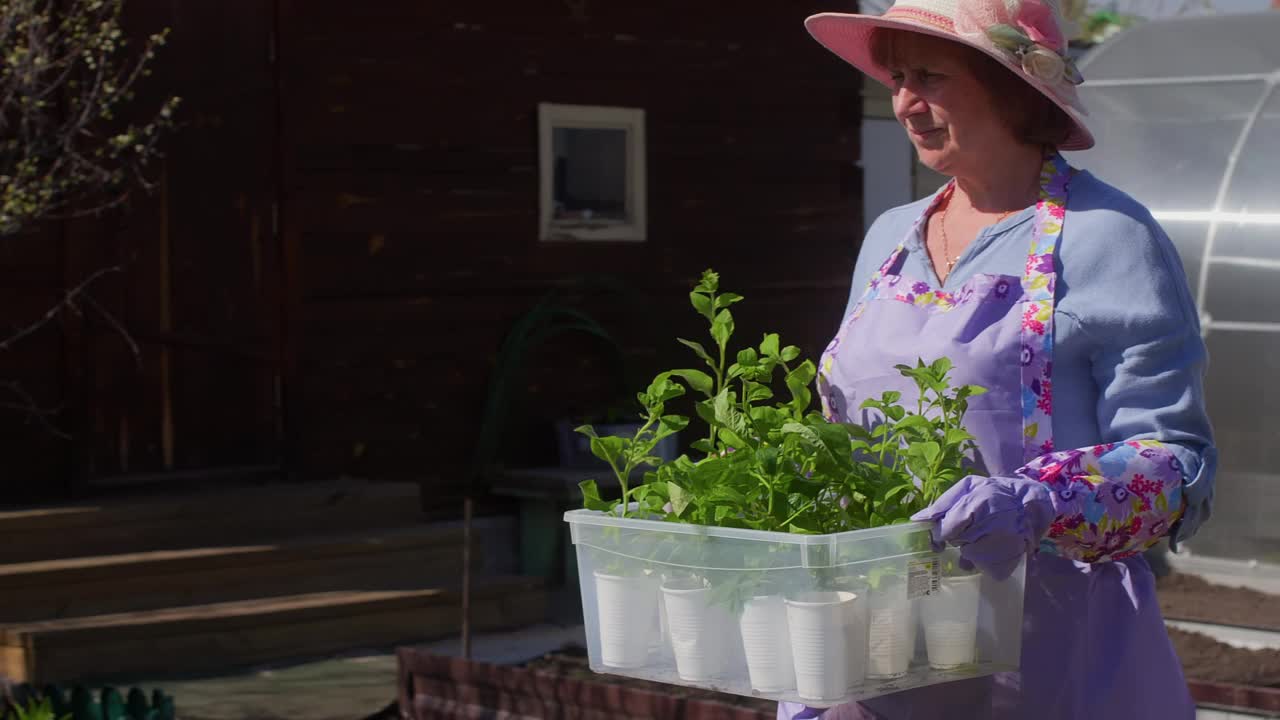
(805, 0), (1093, 150)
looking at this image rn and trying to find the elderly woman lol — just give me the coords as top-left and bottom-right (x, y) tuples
(783, 1), (1217, 718)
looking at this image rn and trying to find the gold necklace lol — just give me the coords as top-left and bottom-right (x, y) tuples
(938, 189), (1019, 273)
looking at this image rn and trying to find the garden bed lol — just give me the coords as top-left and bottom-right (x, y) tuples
(522, 646), (777, 715)
(397, 645), (773, 720)
(397, 636), (1280, 719)
(1158, 572), (1280, 713)
(1170, 628), (1280, 688)
(1158, 572), (1280, 631)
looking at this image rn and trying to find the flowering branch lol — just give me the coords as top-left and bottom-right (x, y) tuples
(0, 0), (180, 236)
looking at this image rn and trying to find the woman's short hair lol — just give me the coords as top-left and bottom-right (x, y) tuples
(869, 27), (1074, 149)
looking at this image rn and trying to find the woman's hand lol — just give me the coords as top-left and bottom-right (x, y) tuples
(911, 475), (1055, 580)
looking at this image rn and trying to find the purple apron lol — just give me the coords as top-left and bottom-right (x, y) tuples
(781, 154), (1193, 719)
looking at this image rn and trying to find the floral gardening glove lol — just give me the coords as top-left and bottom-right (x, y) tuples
(910, 475), (1055, 581)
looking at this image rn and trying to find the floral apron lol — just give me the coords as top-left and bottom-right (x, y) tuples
(780, 154), (1193, 719)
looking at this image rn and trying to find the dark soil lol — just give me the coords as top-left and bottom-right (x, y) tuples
(521, 646), (776, 714)
(1168, 628), (1280, 688)
(1155, 572), (1280, 689)
(1158, 572), (1280, 631)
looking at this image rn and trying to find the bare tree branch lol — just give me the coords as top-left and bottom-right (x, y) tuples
(0, 264), (122, 353)
(81, 288), (141, 365)
(0, 380), (68, 438)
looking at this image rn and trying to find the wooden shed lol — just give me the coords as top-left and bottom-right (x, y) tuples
(0, 0), (867, 682)
(0, 0), (867, 505)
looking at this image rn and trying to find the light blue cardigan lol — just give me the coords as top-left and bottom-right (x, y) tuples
(842, 170), (1216, 546)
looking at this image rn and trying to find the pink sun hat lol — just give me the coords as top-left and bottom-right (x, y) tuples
(805, 0), (1094, 151)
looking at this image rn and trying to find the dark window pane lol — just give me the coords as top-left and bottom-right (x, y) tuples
(552, 127), (628, 222)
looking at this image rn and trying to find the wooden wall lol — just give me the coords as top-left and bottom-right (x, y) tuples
(0, 0), (283, 499)
(0, 1), (865, 504)
(278, 0), (866, 499)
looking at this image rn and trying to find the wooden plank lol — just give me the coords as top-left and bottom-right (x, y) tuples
(0, 479), (428, 563)
(0, 526), (475, 622)
(8, 577), (546, 684)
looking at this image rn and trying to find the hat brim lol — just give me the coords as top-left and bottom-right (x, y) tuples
(805, 12), (1095, 151)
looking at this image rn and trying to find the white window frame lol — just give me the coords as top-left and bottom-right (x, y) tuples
(538, 102), (647, 242)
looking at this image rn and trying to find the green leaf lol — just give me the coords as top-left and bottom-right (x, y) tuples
(695, 399), (717, 427)
(747, 383), (774, 403)
(668, 482), (691, 515)
(737, 347), (760, 367)
(759, 333), (780, 358)
(715, 505), (735, 523)
(756, 445), (781, 475)
(885, 405), (906, 421)
(697, 269), (720, 293)
(906, 455), (932, 483)
(579, 480), (614, 512)
(645, 374), (687, 404)
(882, 390), (902, 405)
(781, 421), (823, 450)
(781, 345), (802, 362)
(669, 368), (714, 397)
(883, 483), (914, 503)
(710, 485), (748, 505)
(715, 292), (745, 310)
(719, 428), (748, 451)
(785, 361), (816, 413)
(929, 357), (953, 376)
(690, 291), (714, 320)
(915, 441), (941, 467)
(660, 414), (690, 433)
(690, 438), (714, 454)
(589, 435), (626, 466)
(714, 390), (754, 446)
(677, 338), (716, 368)
(711, 309), (735, 350)
(574, 424), (600, 440)
(945, 428), (974, 445)
(894, 415), (932, 433)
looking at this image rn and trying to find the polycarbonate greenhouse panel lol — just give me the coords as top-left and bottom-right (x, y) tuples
(1066, 11), (1280, 563)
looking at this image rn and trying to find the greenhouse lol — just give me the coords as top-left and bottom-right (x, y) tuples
(1067, 10), (1280, 564)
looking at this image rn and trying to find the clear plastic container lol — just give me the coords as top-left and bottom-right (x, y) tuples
(565, 508), (1025, 706)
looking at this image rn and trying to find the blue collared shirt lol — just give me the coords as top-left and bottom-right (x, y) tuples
(842, 169), (1216, 546)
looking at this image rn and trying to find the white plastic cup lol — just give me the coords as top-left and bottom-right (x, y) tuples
(594, 571), (658, 669)
(740, 594), (796, 693)
(922, 573), (982, 669)
(662, 579), (727, 681)
(786, 591), (855, 702)
(843, 590), (869, 687)
(907, 597), (921, 664)
(653, 590), (672, 661)
(866, 587), (911, 679)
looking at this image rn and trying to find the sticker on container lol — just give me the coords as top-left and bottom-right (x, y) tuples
(907, 557), (941, 599)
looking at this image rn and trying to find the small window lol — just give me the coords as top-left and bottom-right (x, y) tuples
(538, 103), (646, 242)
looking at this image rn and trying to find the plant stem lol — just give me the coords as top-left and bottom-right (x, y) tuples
(780, 501), (816, 530)
(615, 412), (659, 517)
